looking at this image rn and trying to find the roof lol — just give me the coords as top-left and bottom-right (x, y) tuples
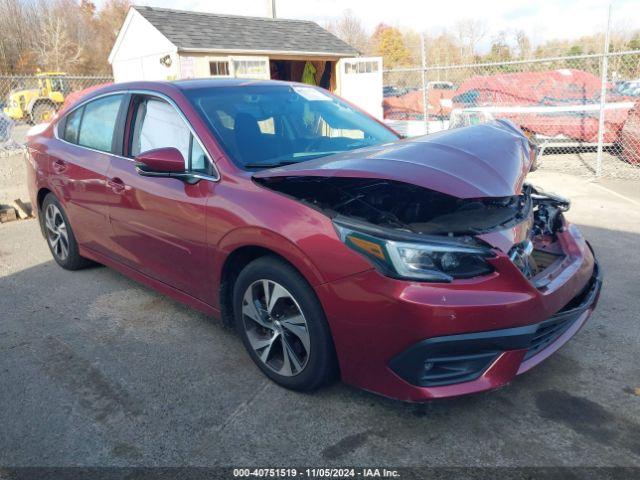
(172, 78), (296, 90)
(133, 6), (359, 57)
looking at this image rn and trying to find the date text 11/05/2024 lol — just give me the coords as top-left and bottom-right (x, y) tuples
(232, 468), (401, 478)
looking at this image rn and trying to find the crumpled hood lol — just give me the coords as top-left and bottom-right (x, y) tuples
(253, 119), (533, 199)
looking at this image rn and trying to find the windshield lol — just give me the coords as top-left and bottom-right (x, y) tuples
(184, 84), (399, 169)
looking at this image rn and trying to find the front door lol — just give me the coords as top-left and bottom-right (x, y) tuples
(106, 94), (214, 301)
(337, 57), (384, 119)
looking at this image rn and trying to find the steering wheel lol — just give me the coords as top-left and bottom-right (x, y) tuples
(304, 136), (327, 152)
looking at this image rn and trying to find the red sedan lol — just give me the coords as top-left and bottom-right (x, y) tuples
(26, 79), (601, 401)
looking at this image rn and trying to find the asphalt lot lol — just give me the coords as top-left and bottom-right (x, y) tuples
(1, 170), (639, 467)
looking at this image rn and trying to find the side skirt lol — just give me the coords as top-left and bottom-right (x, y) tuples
(79, 245), (221, 319)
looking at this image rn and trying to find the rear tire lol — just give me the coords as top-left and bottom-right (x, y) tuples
(41, 193), (92, 270)
(233, 256), (338, 391)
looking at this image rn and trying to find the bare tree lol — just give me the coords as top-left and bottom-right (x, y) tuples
(326, 10), (369, 53)
(455, 18), (486, 60)
(0, 0), (40, 73)
(488, 31), (512, 62)
(515, 30), (531, 59)
(33, 15), (82, 72)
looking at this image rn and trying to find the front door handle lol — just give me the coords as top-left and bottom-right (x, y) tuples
(106, 177), (126, 194)
(52, 159), (67, 174)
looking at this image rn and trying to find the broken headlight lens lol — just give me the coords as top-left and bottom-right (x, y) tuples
(337, 225), (494, 282)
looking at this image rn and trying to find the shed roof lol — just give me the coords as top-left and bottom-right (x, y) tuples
(134, 6), (360, 57)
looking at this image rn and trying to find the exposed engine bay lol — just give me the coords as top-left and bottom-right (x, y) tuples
(257, 176), (566, 237)
(257, 175), (571, 281)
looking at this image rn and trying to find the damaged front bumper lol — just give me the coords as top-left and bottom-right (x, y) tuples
(315, 222), (599, 402)
(389, 259), (601, 389)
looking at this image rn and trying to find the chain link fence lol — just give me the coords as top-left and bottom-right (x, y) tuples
(383, 48), (640, 180)
(0, 75), (112, 155)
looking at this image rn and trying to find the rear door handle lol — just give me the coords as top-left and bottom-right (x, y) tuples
(52, 159), (67, 174)
(107, 177), (126, 194)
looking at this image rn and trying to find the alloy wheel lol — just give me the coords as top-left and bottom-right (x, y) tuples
(241, 279), (311, 377)
(44, 203), (69, 261)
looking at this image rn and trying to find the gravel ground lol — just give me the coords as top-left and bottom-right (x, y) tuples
(0, 171), (639, 468)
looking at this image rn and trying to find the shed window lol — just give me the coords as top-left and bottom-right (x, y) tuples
(233, 59), (269, 77)
(209, 61), (230, 76)
(344, 61), (379, 74)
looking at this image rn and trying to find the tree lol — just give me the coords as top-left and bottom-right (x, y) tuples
(515, 30), (531, 59)
(567, 45), (583, 56)
(402, 29), (422, 66)
(371, 24), (411, 69)
(429, 32), (463, 67)
(33, 14), (83, 72)
(0, 0), (40, 73)
(455, 18), (486, 61)
(0, 0), (129, 74)
(326, 10), (369, 54)
(487, 31), (512, 62)
(92, 0), (131, 73)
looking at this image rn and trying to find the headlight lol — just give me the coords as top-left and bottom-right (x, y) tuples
(336, 223), (494, 282)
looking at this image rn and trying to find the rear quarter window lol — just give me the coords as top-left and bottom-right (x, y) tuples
(62, 107), (83, 144)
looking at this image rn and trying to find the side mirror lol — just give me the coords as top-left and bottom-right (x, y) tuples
(135, 147), (185, 174)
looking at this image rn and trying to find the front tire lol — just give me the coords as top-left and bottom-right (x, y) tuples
(233, 256), (338, 391)
(41, 193), (92, 270)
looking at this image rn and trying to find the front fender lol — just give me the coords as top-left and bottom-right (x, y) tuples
(213, 226), (327, 293)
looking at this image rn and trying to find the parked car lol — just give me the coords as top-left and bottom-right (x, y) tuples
(26, 79), (601, 401)
(450, 69), (637, 145)
(384, 82), (455, 120)
(618, 99), (640, 165)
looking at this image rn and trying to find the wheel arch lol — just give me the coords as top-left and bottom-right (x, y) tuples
(35, 187), (53, 236)
(219, 245), (281, 326)
(37, 187), (52, 211)
(215, 229), (326, 327)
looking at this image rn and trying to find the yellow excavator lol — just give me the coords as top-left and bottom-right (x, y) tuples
(3, 72), (67, 124)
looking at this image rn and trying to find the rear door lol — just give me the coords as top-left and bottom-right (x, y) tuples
(105, 93), (215, 301)
(48, 93), (126, 254)
(337, 57), (383, 119)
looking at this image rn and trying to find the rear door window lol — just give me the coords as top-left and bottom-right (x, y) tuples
(76, 94), (124, 153)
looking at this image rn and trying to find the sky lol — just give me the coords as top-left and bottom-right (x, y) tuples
(110, 0), (640, 52)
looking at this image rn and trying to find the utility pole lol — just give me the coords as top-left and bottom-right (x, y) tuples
(595, 4), (611, 179)
(267, 0), (276, 18)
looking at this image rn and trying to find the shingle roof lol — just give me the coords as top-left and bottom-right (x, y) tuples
(134, 6), (359, 56)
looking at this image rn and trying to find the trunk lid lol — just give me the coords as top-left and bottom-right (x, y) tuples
(253, 120), (533, 199)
